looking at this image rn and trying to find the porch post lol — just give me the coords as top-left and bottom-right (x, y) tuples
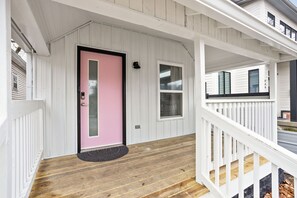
(269, 62), (278, 143)
(194, 35), (206, 183)
(0, 0), (12, 197)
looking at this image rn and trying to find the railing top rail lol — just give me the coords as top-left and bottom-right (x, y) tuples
(202, 106), (297, 177)
(11, 100), (45, 119)
(206, 99), (275, 103)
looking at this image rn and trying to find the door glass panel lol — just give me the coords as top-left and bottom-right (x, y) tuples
(89, 60), (98, 137)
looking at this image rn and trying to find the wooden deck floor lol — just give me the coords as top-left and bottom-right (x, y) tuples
(30, 134), (267, 198)
(30, 134), (208, 198)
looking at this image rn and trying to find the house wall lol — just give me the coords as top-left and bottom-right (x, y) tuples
(241, 0), (266, 22)
(11, 62), (26, 100)
(35, 22), (195, 158)
(277, 62), (290, 117)
(205, 65), (269, 95)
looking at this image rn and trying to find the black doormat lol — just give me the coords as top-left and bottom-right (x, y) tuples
(77, 145), (129, 162)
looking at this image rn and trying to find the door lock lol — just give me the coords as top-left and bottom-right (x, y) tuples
(81, 103), (88, 106)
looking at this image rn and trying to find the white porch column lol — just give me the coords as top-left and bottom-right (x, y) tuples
(269, 62), (278, 143)
(0, 0), (12, 197)
(194, 35), (206, 183)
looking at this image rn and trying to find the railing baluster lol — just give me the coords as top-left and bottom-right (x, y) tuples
(214, 126), (220, 187)
(238, 142), (244, 198)
(225, 134), (232, 197)
(294, 177), (297, 197)
(206, 121), (212, 173)
(253, 153), (260, 198)
(271, 164), (279, 198)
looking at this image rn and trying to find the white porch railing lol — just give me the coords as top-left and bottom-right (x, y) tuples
(206, 99), (275, 141)
(11, 100), (44, 198)
(199, 106), (297, 198)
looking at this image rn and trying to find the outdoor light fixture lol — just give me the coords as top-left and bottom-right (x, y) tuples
(133, 61), (141, 69)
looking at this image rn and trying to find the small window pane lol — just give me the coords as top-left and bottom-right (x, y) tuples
(218, 71), (231, 94)
(286, 26), (291, 37)
(13, 74), (18, 91)
(249, 69), (259, 93)
(267, 12), (275, 27)
(160, 64), (182, 90)
(160, 93), (182, 118)
(89, 60), (98, 137)
(280, 22), (285, 34)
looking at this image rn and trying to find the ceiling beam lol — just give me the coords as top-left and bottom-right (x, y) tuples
(175, 0), (297, 58)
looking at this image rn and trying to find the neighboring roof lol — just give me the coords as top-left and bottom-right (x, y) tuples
(232, 0), (297, 24)
(269, 0), (297, 24)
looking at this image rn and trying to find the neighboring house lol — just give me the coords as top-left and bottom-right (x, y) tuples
(11, 50), (26, 100)
(206, 65), (269, 96)
(1, 0), (297, 198)
(207, 0), (297, 122)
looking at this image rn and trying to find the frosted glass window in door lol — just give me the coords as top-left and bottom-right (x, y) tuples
(89, 60), (98, 137)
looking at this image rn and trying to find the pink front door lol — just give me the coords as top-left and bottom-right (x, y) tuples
(80, 50), (123, 150)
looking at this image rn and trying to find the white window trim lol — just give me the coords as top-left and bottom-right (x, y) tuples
(157, 60), (184, 121)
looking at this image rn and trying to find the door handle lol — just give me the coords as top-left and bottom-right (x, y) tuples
(81, 103), (88, 106)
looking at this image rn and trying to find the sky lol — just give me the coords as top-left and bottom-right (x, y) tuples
(290, 0), (297, 7)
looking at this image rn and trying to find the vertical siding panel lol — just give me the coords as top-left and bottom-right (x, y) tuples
(65, 31), (78, 155)
(175, 3), (185, 26)
(90, 23), (101, 47)
(139, 34), (149, 142)
(148, 35), (157, 141)
(156, 37), (164, 139)
(51, 39), (66, 157)
(166, 0), (176, 23)
(100, 24), (112, 49)
(143, 0), (154, 16)
(130, 32), (141, 143)
(129, 0), (143, 12)
(155, 0), (166, 20)
(79, 25), (90, 46)
(111, 27), (123, 51)
(115, 0), (129, 7)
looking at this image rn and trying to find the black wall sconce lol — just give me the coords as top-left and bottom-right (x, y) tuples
(133, 61), (141, 69)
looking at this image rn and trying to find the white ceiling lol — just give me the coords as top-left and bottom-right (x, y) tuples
(27, 0), (262, 71)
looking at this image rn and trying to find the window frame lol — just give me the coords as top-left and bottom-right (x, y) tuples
(267, 12), (275, 27)
(218, 71), (231, 95)
(248, 69), (260, 93)
(157, 60), (184, 121)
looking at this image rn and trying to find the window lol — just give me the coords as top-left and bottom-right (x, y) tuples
(159, 61), (183, 120)
(267, 12), (275, 27)
(218, 71), (231, 94)
(286, 25), (292, 37)
(12, 74), (18, 91)
(280, 21), (286, 34)
(292, 30), (296, 41)
(249, 69), (259, 93)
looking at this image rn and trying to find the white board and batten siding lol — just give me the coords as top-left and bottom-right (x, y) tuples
(35, 22), (195, 158)
(107, 0), (185, 26)
(205, 65), (269, 95)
